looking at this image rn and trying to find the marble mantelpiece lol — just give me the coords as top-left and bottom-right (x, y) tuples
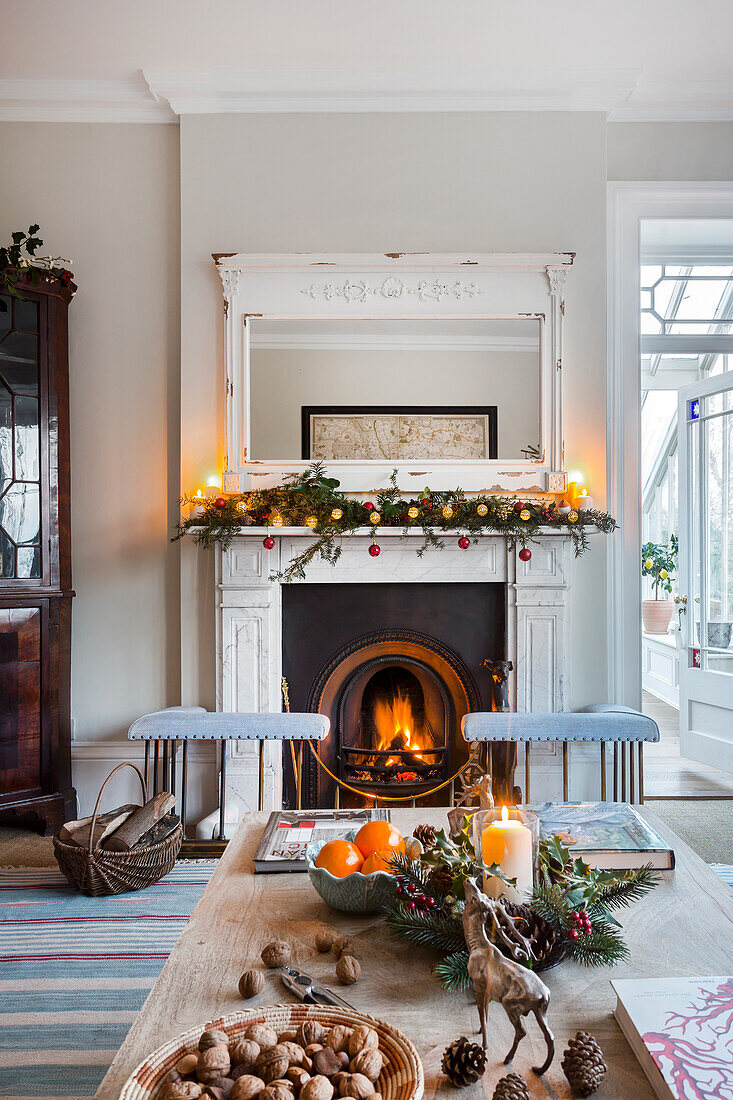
(214, 529), (577, 814)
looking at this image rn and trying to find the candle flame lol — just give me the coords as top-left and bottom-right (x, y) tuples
(501, 805), (508, 822)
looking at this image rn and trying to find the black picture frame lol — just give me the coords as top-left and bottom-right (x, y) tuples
(301, 405), (498, 460)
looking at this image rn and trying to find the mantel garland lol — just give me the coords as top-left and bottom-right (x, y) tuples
(175, 463), (617, 582)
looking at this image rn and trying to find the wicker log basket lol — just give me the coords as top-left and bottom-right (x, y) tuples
(53, 762), (182, 896)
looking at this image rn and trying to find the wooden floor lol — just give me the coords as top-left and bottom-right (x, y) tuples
(642, 690), (733, 797)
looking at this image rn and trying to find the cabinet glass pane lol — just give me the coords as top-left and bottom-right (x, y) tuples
(0, 295), (10, 338)
(0, 295), (42, 581)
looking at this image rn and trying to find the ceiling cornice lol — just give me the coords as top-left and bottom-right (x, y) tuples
(609, 80), (733, 122)
(0, 78), (176, 123)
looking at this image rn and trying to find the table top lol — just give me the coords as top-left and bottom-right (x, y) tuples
(95, 808), (733, 1100)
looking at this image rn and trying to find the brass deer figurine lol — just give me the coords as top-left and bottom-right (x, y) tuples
(462, 878), (554, 1075)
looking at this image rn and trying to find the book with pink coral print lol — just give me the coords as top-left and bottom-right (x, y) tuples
(612, 976), (733, 1100)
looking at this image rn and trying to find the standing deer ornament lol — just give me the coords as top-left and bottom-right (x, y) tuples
(462, 878), (555, 1075)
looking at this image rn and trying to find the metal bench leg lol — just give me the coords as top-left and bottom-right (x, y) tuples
(638, 743), (645, 805)
(524, 742), (531, 803)
(218, 741), (227, 841)
(600, 742), (607, 801)
(630, 743), (636, 804)
(258, 740), (265, 812)
(621, 742), (627, 801)
(613, 742), (618, 800)
(181, 741), (189, 837)
(562, 742), (569, 800)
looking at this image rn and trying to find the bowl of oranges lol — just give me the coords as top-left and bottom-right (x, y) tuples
(306, 820), (407, 913)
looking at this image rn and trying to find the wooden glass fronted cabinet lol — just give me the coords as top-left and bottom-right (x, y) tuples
(0, 273), (76, 832)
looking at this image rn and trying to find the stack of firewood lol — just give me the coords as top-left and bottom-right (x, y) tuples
(58, 792), (178, 850)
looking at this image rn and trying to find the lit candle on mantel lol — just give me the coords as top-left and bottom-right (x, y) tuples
(189, 489), (205, 520)
(576, 487), (594, 510)
(481, 806), (534, 902)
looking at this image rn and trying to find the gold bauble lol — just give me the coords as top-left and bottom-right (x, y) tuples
(567, 510), (579, 524)
(305, 515), (318, 528)
(237, 499), (250, 513)
(520, 508), (531, 522)
(476, 503), (488, 517)
(331, 508), (343, 521)
(442, 505), (454, 519)
(407, 506), (420, 520)
(272, 514), (285, 527)
(370, 511), (382, 525)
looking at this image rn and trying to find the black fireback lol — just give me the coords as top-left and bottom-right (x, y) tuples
(281, 582), (505, 807)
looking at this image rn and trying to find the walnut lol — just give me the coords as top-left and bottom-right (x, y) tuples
(279, 1041), (307, 1067)
(261, 940), (292, 968)
(244, 1024), (278, 1049)
(260, 1085), (294, 1100)
(286, 1067), (311, 1091)
(229, 1039), (260, 1071)
(347, 1028), (378, 1059)
(197, 1045), (231, 1084)
(340, 1074), (374, 1099)
(311, 1048), (342, 1077)
(269, 1081), (295, 1093)
(177, 1053), (200, 1075)
(230, 1076), (265, 1100)
(255, 1044), (291, 1083)
(299, 1075), (334, 1100)
(331, 936), (353, 959)
(315, 929), (336, 953)
(330, 1073), (349, 1093)
(336, 956), (361, 985)
(324, 1026), (352, 1054)
(161, 1084), (203, 1100)
(212, 1083), (234, 1100)
(350, 1051), (382, 1082)
(278, 1030), (298, 1043)
(200, 1030), (230, 1052)
(238, 970), (265, 999)
(297, 1021), (326, 1047)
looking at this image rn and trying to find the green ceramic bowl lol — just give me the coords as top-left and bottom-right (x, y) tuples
(306, 830), (397, 914)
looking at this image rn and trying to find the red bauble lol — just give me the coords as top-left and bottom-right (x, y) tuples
(518, 547), (532, 562)
(458, 536), (471, 550)
(262, 536), (275, 550)
(368, 543), (381, 557)
(363, 501), (375, 511)
(214, 497), (227, 509)
(420, 498), (429, 506)
(513, 500), (525, 513)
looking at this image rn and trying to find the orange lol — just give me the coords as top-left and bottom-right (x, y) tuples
(354, 820), (404, 860)
(361, 850), (396, 875)
(314, 839), (364, 878)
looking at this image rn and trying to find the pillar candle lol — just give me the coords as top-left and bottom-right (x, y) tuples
(481, 806), (534, 902)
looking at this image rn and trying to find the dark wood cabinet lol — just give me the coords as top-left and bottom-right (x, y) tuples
(0, 274), (76, 833)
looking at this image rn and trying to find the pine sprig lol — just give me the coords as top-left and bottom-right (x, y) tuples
(565, 921), (629, 968)
(590, 864), (659, 913)
(383, 903), (465, 955)
(433, 950), (471, 993)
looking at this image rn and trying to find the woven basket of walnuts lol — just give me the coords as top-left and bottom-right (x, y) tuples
(118, 1005), (424, 1100)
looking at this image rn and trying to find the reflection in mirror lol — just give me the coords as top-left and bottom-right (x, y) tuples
(248, 318), (541, 462)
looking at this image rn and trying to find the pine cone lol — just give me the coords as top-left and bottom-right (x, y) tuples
(561, 1031), (607, 1097)
(492, 1073), (530, 1100)
(503, 901), (563, 970)
(413, 824), (437, 850)
(441, 1037), (486, 1087)
(427, 865), (454, 898)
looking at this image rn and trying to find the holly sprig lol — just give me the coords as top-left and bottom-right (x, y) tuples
(175, 463), (617, 579)
(0, 225), (73, 311)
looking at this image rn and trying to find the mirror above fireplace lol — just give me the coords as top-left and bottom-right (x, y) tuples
(215, 252), (573, 492)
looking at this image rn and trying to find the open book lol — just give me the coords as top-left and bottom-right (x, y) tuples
(531, 802), (675, 870)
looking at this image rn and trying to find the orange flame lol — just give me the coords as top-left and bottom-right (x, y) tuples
(373, 689), (424, 764)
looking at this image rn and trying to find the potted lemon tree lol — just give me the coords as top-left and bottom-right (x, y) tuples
(641, 535), (678, 634)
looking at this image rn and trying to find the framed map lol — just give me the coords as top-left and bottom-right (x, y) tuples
(302, 406), (498, 461)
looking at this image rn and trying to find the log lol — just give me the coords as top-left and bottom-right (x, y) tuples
(57, 805), (139, 849)
(103, 792), (176, 851)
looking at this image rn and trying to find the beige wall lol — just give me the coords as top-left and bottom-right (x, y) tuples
(0, 122), (180, 811)
(180, 112), (609, 710)
(608, 122), (733, 180)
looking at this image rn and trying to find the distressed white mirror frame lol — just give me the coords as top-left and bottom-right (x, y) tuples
(214, 253), (573, 493)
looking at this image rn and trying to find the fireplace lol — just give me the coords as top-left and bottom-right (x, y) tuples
(281, 583), (502, 808)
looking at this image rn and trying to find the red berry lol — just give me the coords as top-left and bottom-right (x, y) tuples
(368, 543), (381, 557)
(568, 928), (579, 941)
(407, 901), (416, 911)
(518, 547), (532, 562)
(262, 536), (275, 550)
(458, 536), (470, 550)
(363, 501), (374, 511)
(214, 497), (227, 509)
(513, 500), (525, 512)
(420, 498), (429, 506)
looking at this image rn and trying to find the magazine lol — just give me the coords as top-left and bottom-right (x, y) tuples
(530, 802), (675, 870)
(612, 976), (733, 1100)
(253, 808), (391, 873)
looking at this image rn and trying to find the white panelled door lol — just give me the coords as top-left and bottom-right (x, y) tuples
(678, 374), (733, 773)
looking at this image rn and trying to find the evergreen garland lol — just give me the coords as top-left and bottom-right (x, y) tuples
(176, 463), (617, 580)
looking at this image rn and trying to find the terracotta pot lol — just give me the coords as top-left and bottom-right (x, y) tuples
(642, 599), (674, 635)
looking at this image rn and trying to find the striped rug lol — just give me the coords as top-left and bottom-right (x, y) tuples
(0, 861), (216, 1100)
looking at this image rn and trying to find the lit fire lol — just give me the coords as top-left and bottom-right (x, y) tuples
(373, 689), (425, 766)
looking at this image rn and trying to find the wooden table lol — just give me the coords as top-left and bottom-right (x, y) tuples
(95, 809), (733, 1099)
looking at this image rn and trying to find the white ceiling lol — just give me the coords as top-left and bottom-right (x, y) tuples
(1, 0), (732, 122)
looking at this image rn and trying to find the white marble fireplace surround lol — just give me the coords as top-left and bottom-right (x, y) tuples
(216, 527), (603, 814)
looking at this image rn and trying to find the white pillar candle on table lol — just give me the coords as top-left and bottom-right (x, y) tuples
(481, 806), (534, 902)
